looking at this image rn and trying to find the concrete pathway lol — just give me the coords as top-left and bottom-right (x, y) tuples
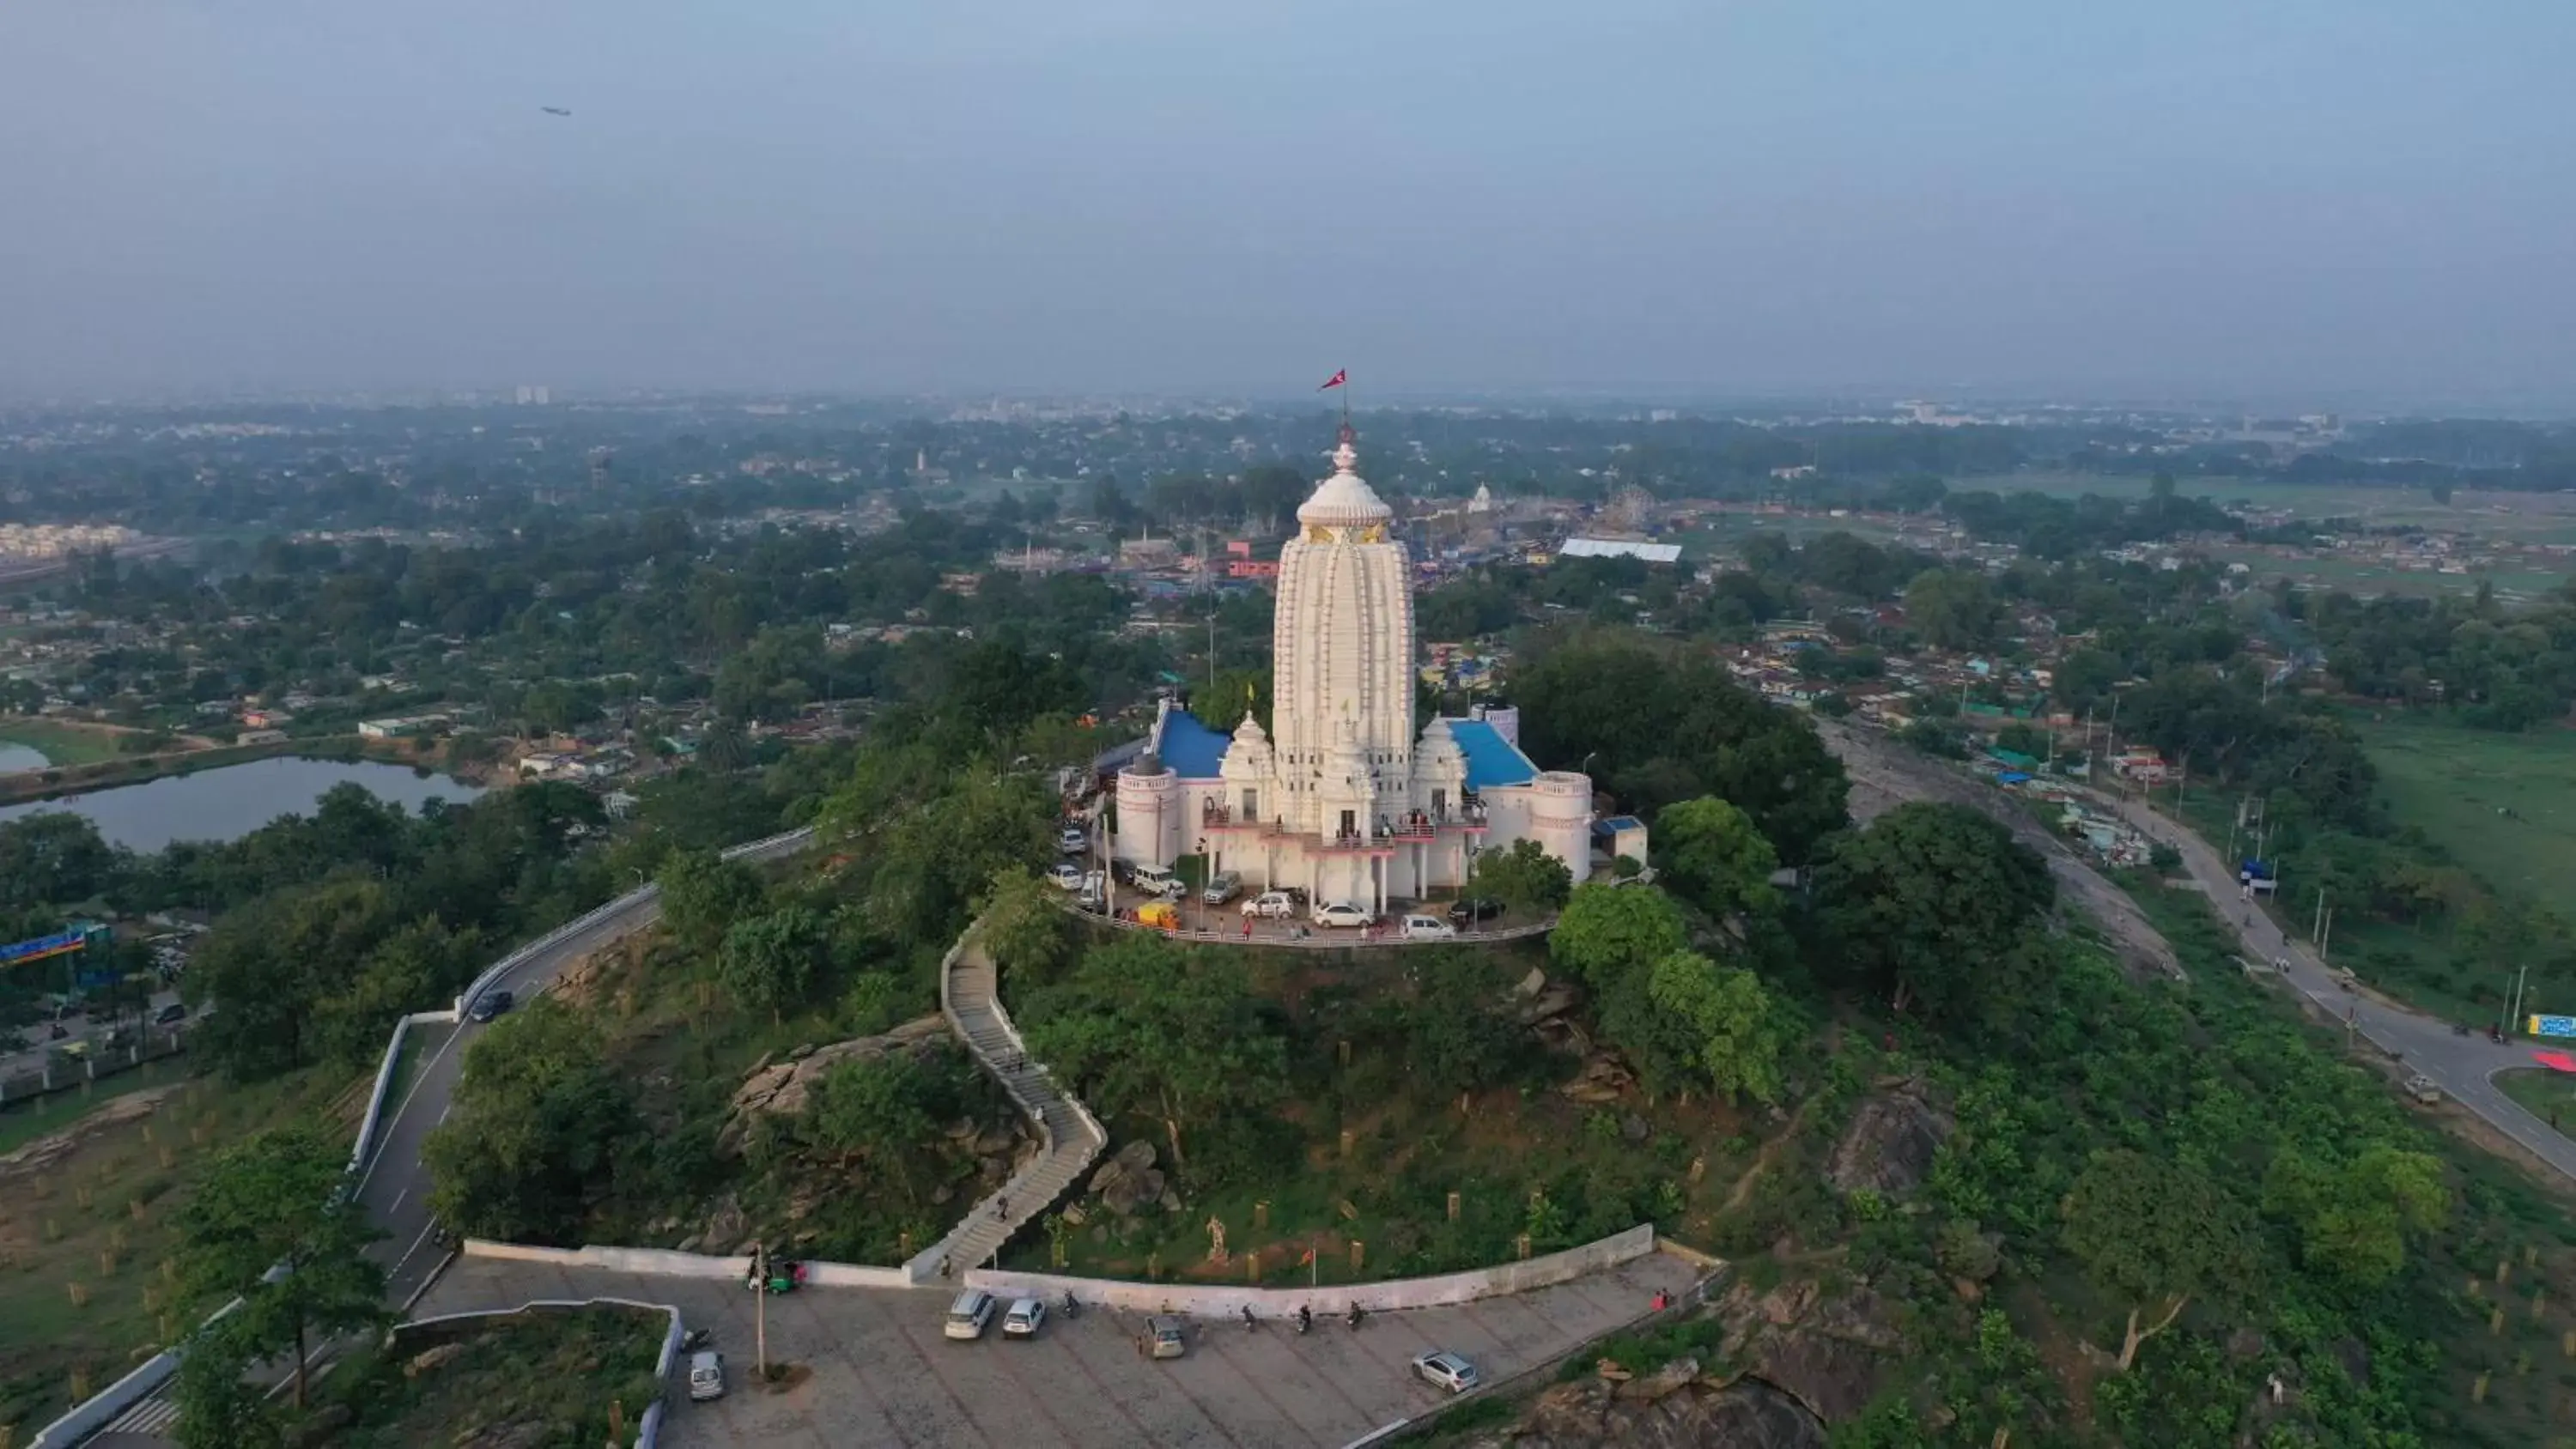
(922, 934), (1107, 1277)
(2110, 791), (2576, 1184)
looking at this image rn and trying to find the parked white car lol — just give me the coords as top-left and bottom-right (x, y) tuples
(687, 1350), (726, 1402)
(944, 1288), (997, 1341)
(1312, 901), (1373, 929)
(1241, 890), (1297, 919)
(1131, 864), (1187, 899)
(1002, 1298), (1048, 1338)
(1413, 1349), (1479, 1393)
(1058, 826), (1090, 854)
(1399, 914), (1457, 941)
(1045, 863), (1084, 890)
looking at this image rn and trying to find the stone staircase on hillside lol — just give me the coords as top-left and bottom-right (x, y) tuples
(923, 934), (1106, 1278)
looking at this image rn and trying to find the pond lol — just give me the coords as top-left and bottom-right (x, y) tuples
(0, 756), (485, 852)
(0, 743), (44, 774)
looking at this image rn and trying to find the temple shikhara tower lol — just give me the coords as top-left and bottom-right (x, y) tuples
(1114, 423), (1619, 913)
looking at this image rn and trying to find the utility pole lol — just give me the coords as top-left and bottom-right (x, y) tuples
(2312, 888), (2326, 947)
(2319, 907), (2332, 966)
(752, 1244), (769, 1380)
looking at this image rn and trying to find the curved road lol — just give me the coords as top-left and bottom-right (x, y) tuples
(81, 830), (816, 1446)
(2108, 791), (2576, 1182)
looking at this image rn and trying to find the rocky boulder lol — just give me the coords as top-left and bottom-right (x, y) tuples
(720, 1016), (951, 1152)
(1088, 1139), (1167, 1217)
(1709, 1276), (1905, 1425)
(1825, 1078), (1954, 1200)
(1474, 1368), (1826, 1449)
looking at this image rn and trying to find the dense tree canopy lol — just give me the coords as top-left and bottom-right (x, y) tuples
(1811, 802), (2056, 1031)
(1514, 634), (1850, 861)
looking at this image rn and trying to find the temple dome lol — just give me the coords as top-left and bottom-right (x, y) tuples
(1296, 439), (1394, 529)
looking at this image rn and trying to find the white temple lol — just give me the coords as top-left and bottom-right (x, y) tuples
(1113, 426), (1624, 914)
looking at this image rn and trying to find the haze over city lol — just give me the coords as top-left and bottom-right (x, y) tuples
(3, 0), (2570, 406)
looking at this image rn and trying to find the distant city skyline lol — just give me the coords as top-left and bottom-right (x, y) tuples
(2, 2), (2570, 408)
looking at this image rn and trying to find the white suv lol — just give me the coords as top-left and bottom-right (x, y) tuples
(1400, 914), (1456, 941)
(1241, 890), (1297, 919)
(944, 1288), (997, 1341)
(1131, 864), (1186, 899)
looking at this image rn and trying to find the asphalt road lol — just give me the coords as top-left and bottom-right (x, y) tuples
(2110, 791), (2576, 1183)
(354, 891), (671, 1307)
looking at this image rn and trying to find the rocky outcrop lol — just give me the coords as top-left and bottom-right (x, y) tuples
(718, 1016), (951, 1151)
(1708, 1275), (1905, 1425)
(1824, 1078), (1953, 1199)
(1474, 1368), (1826, 1449)
(1086, 1140), (1169, 1218)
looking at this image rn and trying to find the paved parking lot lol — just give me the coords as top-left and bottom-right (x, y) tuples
(419, 1252), (1704, 1448)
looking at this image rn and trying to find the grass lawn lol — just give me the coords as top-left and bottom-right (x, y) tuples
(325, 1305), (665, 1449)
(0, 1065), (362, 1434)
(2497, 1070), (2576, 1141)
(2358, 718), (2576, 912)
(0, 718), (128, 768)
(0, 1058), (192, 1160)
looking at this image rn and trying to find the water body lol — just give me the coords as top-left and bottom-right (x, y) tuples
(0, 743), (45, 773)
(0, 756), (484, 852)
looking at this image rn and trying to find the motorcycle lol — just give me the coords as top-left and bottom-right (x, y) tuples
(1295, 1307), (1311, 1335)
(680, 1327), (713, 1351)
(1242, 1306), (1257, 1332)
(1061, 1291), (1079, 1320)
(1345, 1305), (1364, 1331)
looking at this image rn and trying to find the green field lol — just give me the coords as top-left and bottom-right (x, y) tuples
(2498, 1070), (2576, 1143)
(2360, 718), (2576, 909)
(0, 719), (126, 768)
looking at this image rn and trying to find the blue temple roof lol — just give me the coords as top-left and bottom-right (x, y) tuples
(1448, 718), (1538, 791)
(1156, 708), (1233, 779)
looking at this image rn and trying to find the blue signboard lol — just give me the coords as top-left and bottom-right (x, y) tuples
(2528, 1015), (2576, 1040)
(0, 929), (86, 967)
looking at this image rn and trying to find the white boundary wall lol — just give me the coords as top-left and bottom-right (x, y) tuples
(462, 1238), (914, 1290)
(965, 1223), (1656, 1319)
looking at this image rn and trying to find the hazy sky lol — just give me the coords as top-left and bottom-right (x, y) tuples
(2, 1), (2569, 404)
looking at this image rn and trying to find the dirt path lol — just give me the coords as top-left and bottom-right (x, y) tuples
(1817, 719), (2182, 982)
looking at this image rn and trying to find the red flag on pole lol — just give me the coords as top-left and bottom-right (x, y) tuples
(1317, 369), (1346, 391)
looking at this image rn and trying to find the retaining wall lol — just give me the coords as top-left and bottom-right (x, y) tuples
(460, 1237), (913, 1288)
(27, 1352), (178, 1449)
(965, 1223), (1657, 1319)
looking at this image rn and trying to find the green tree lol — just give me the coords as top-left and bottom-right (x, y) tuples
(720, 906), (824, 1022)
(175, 1125), (388, 1409)
(1548, 882), (1687, 992)
(309, 918), (467, 1071)
(425, 998), (641, 1242)
(1652, 797), (1782, 924)
(172, 1327), (282, 1449)
(979, 868), (1079, 989)
(2060, 1150), (2257, 1371)
(2263, 1145), (2449, 1288)
(1905, 567), (2003, 652)
(1022, 936), (1287, 1173)
(655, 849), (762, 951)
(1465, 837), (1574, 914)
(1644, 950), (1784, 1103)
(1811, 802), (2055, 1029)
(800, 1051), (963, 1203)
(1376, 948), (1527, 1097)
(186, 879), (399, 1081)
(0, 811), (118, 911)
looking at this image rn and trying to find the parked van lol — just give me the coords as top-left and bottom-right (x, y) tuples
(686, 1350), (726, 1402)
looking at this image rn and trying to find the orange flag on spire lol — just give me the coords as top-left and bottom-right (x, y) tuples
(1317, 368), (1346, 391)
